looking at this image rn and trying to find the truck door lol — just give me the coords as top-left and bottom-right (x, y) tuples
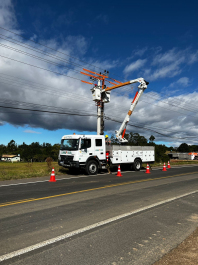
(94, 138), (105, 160)
(80, 138), (93, 160)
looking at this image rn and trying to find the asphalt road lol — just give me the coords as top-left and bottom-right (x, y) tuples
(0, 165), (198, 264)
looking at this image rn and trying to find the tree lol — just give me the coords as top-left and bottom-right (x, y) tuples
(155, 144), (169, 163)
(0, 144), (6, 156)
(127, 133), (148, 146)
(7, 140), (17, 154)
(110, 135), (119, 145)
(178, 143), (189, 153)
(149, 135), (155, 143)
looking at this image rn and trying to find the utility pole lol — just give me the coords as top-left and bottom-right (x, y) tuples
(81, 69), (109, 135)
(96, 79), (104, 135)
(96, 72), (108, 135)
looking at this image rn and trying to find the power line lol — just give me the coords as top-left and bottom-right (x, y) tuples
(1, 73), (197, 123)
(0, 42), (82, 74)
(0, 26), (126, 82)
(0, 26), (110, 73)
(0, 55), (197, 138)
(0, 34), (90, 70)
(108, 85), (198, 117)
(1, 72), (198, 136)
(0, 101), (196, 140)
(0, 54), (82, 81)
(0, 74), (92, 104)
(105, 116), (197, 140)
(0, 104), (97, 117)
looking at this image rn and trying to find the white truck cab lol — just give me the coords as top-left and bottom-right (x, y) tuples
(58, 134), (106, 175)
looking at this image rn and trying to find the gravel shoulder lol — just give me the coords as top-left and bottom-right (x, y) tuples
(153, 226), (198, 265)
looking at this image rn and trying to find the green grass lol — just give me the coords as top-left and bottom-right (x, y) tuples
(0, 161), (69, 181)
(1, 160), (198, 181)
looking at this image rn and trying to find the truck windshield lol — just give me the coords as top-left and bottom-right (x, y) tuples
(60, 139), (79, 151)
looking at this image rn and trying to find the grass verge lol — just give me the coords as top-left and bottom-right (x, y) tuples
(0, 162), (68, 181)
(1, 160), (198, 181)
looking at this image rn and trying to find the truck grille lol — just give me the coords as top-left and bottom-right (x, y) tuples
(60, 155), (74, 162)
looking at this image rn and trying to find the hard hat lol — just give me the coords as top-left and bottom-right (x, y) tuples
(105, 135), (109, 138)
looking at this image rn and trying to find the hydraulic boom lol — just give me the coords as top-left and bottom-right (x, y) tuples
(113, 78), (149, 143)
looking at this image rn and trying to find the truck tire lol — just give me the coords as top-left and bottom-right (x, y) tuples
(86, 160), (98, 175)
(132, 158), (142, 171)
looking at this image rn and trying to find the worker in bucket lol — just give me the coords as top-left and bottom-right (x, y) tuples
(105, 135), (111, 145)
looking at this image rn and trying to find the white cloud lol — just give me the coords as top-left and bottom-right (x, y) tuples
(152, 48), (182, 65)
(134, 47), (148, 57)
(0, 0), (17, 29)
(127, 47), (148, 60)
(64, 35), (88, 56)
(147, 61), (182, 81)
(124, 59), (147, 74)
(169, 77), (190, 88)
(105, 90), (198, 146)
(146, 48), (198, 81)
(188, 51), (198, 64)
(24, 130), (41, 134)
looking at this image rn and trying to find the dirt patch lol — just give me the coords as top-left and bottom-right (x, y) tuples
(153, 226), (198, 265)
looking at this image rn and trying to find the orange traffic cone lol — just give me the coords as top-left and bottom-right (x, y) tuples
(116, 165), (123, 177)
(49, 167), (56, 182)
(162, 163), (167, 172)
(145, 164), (151, 174)
(167, 161), (171, 169)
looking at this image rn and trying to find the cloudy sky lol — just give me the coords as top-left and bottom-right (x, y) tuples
(0, 0), (198, 147)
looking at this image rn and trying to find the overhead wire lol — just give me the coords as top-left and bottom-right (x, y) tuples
(104, 116), (197, 139)
(0, 28), (198, 139)
(0, 91), (196, 139)
(108, 84), (198, 116)
(0, 34), (91, 70)
(0, 70), (196, 131)
(0, 103), (195, 140)
(0, 72), (198, 137)
(0, 54), (82, 81)
(1, 73), (198, 124)
(0, 42), (82, 74)
(0, 26), (106, 71)
(0, 26), (126, 82)
(0, 42), (118, 86)
(0, 104), (98, 117)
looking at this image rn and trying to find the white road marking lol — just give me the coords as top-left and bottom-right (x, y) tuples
(0, 175), (90, 187)
(0, 189), (197, 262)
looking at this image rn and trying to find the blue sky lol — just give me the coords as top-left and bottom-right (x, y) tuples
(0, 0), (198, 147)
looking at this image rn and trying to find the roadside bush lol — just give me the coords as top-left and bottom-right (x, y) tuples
(46, 157), (53, 169)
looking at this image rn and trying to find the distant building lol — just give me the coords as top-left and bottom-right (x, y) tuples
(1, 154), (20, 162)
(168, 152), (198, 160)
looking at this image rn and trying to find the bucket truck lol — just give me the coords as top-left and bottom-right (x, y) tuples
(58, 72), (155, 174)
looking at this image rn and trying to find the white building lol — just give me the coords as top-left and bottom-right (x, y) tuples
(1, 154), (20, 162)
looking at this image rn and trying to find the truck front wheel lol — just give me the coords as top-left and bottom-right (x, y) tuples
(132, 158), (142, 171)
(86, 160), (98, 175)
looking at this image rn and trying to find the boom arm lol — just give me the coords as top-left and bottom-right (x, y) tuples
(115, 78), (149, 143)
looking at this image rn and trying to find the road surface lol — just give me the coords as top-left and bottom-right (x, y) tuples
(0, 165), (198, 264)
